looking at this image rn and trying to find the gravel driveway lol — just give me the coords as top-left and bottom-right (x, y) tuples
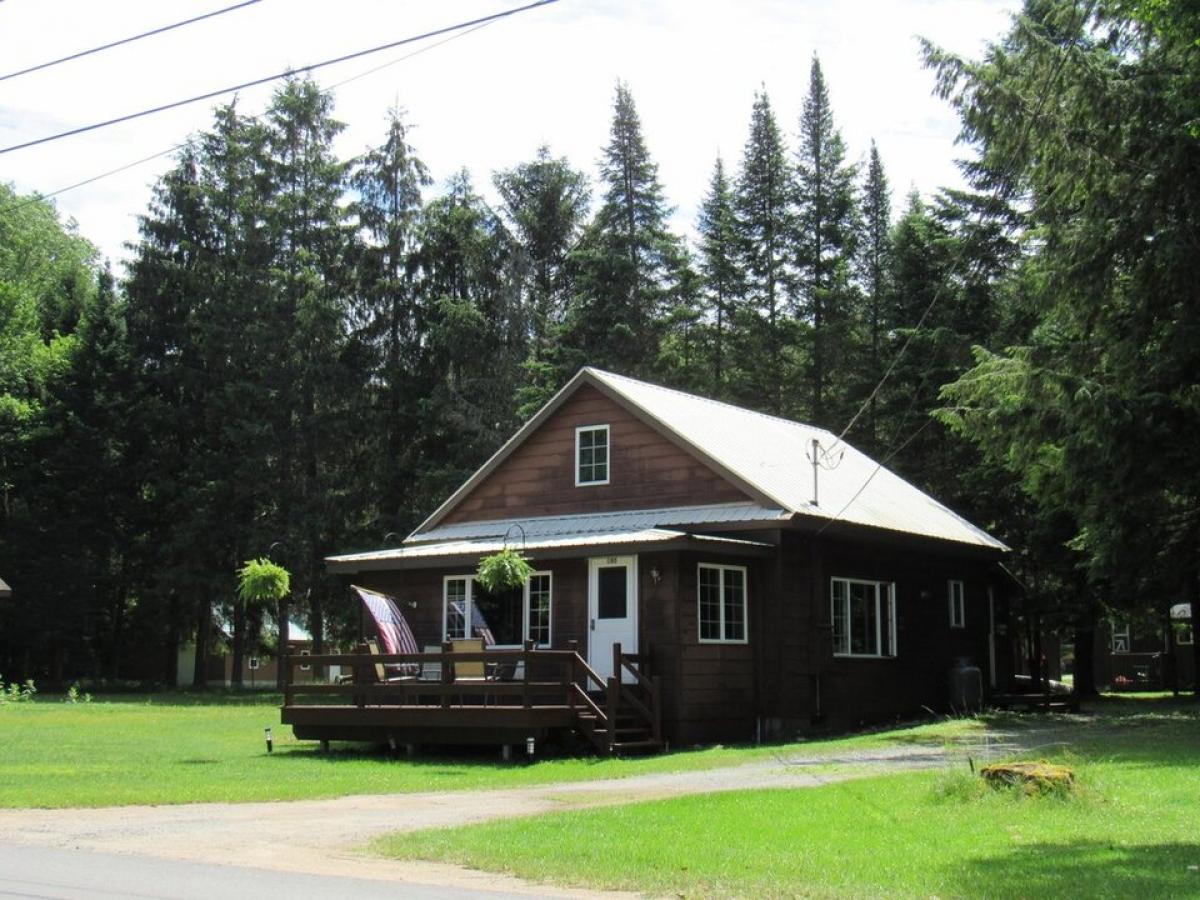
(0, 737), (1028, 896)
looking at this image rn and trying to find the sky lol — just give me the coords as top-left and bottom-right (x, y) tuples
(0, 0), (1019, 267)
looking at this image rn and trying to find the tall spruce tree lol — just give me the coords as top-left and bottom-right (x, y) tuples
(855, 141), (891, 449)
(733, 88), (793, 413)
(352, 107), (431, 531)
(493, 146), (590, 414)
(794, 56), (859, 426)
(696, 156), (742, 395)
(562, 82), (680, 378)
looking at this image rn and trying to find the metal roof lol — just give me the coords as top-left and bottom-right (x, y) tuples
(0, 577), (9, 599)
(327, 528), (773, 572)
(585, 369), (1007, 550)
(411, 502), (790, 545)
(409, 368), (1006, 551)
(1171, 603), (1192, 621)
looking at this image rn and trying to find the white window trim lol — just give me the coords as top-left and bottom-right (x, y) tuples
(949, 580), (966, 629)
(442, 572), (553, 648)
(575, 424), (610, 487)
(1111, 623), (1130, 654)
(697, 563), (749, 645)
(831, 577), (897, 659)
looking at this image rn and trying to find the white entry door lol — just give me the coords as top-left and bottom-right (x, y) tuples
(588, 555), (638, 682)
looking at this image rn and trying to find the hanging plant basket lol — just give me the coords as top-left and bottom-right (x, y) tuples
(476, 547), (534, 593)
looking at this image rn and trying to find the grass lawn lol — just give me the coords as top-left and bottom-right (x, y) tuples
(376, 696), (1200, 899)
(0, 692), (978, 808)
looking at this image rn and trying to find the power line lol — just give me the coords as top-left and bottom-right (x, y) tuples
(815, 1), (1093, 532)
(0, 11), (502, 217)
(0, 0), (558, 157)
(0, 0), (264, 83)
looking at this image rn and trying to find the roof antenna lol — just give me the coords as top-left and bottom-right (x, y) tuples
(806, 438), (844, 506)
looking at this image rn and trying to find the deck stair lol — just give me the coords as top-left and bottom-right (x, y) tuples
(568, 643), (663, 755)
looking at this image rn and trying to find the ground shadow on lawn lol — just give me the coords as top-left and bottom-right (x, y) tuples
(953, 840), (1200, 899)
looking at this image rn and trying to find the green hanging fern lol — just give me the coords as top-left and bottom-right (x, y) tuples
(475, 548), (534, 593)
(236, 558), (291, 605)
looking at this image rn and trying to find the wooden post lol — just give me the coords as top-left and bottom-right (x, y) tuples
(441, 640), (453, 708)
(282, 645), (293, 708)
(522, 639), (533, 709)
(652, 674), (663, 744)
(605, 676), (619, 754)
(353, 642), (368, 707)
(612, 641), (623, 685)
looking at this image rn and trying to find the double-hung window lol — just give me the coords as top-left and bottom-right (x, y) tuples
(831, 577), (897, 657)
(443, 573), (553, 647)
(949, 580), (966, 629)
(698, 564), (748, 643)
(575, 424), (609, 486)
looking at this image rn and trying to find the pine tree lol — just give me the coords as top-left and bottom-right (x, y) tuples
(794, 56), (859, 426)
(856, 141), (891, 449)
(352, 107), (431, 531)
(696, 156), (742, 396)
(262, 77), (359, 669)
(493, 146), (590, 413)
(562, 82), (680, 377)
(733, 88), (793, 413)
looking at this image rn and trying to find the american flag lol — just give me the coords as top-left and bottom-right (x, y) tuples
(353, 586), (419, 673)
(450, 599), (496, 646)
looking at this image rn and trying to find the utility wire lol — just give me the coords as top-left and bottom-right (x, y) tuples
(0, 14), (502, 216)
(0, 0), (264, 83)
(815, 1), (1093, 532)
(0, 0), (558, 156)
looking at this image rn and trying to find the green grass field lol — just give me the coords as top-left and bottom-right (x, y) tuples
(376, 696), (1200, 899)
(0, 692), (977, 808)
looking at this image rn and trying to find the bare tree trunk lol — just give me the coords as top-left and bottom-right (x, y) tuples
(191, 593), (210, 690)
(1072, 589), (1098, 698)
(230, 596), (245, 689)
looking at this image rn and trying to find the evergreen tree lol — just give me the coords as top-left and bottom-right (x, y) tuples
(493, 146), (590, 413)
(352, 107), (431, 531)
(696, 156), (742, 396)
(562, 82), (680, 377)
(794, 56), (859, 426)
(733, 88), (793, 413)
(855, 141), (891, 449)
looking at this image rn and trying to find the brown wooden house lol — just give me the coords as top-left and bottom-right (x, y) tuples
(285, 368), (1013, 751)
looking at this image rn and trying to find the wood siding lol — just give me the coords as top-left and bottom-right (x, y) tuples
(441, 384), (751, 525)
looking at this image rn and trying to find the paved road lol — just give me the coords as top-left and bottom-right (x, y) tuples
(0, 844), (550, 900)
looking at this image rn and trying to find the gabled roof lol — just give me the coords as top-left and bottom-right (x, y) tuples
(0, 576), (10, 599)
(409, 367), (1006, 551)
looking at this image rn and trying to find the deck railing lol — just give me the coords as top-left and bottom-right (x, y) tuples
(282, 640), (661, 753)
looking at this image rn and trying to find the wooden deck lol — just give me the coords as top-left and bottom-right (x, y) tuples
(280, 642), (663, 754)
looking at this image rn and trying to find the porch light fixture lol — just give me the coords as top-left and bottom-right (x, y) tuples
(650, 566), (661, 585)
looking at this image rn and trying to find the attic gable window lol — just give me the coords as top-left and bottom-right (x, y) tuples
(575, 424), (610, 486)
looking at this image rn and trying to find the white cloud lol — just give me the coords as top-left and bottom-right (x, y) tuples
(0, 0), (1017, 267)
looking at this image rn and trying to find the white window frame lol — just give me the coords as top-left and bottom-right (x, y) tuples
(1111, 623), (1130, 654)
(831, 577), (897, 659)
(442, 572), (553, 648)
(697, 563), (749, 645)
(575, 424), (610, 486)
(949, 579), (966, 629)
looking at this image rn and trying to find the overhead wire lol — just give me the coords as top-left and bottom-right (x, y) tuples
(0, 0), (558, 156)
(0, 0), (264, 83)
(0, 7), (523, 215)
(813, 0), (1093, 533)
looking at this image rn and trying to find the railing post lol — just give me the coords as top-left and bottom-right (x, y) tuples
(353, 642), (369, 707)
(282, 644), (293, 707)
(441, 640), (453, 708)
(652, 674), (663, 744)
(612, 642), (622, 686)
(606, 676), (620, 754)
(523, 639), (533, 709)
(567, 649), (576, 716)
